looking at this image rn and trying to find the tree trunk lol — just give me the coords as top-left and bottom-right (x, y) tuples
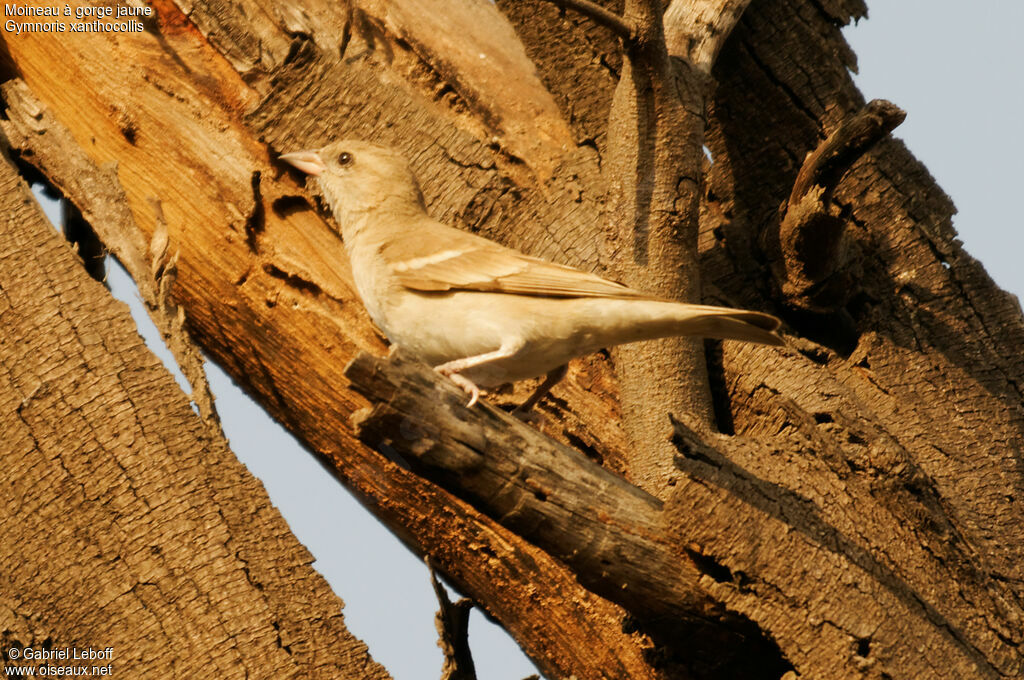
(1, 0), (1021, 678)
(0, 148), (388, 678)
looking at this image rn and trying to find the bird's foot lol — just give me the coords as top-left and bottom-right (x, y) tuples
(435, 367), (481, 408)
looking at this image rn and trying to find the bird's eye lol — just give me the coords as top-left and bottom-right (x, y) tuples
(337, 152), (353, 166)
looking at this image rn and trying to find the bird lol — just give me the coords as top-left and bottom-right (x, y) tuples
(279, 140), (783, 412)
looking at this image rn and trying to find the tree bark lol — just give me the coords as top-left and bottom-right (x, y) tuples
(2, 0), (1022, 678)
(602, 0), (715, 494)
(0, 148), (388, 679)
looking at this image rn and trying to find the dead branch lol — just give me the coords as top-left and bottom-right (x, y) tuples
(429, 564), (478, 680)
(663, 0), (754, 71)
(765, 99), (906, 313)
(539, 0), (633, 40)
(346, 349), (719, 624)
(346, 350), (795, 677)
(789, 99), (906, 209)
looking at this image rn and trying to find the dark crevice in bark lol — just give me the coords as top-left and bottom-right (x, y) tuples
(638, 612), (795, 680)
(779, 305), (859, 357)
(270, 194), (313, 219)
(705, 340), (736, 435)
(244, 170), (266, 253)
(262, 264), (324, 297)
(61, 199), (108, 284)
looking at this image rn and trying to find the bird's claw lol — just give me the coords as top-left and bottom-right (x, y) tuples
(436, 369), (480, 408)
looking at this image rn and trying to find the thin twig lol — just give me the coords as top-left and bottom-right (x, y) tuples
(539, 0), (633, 40)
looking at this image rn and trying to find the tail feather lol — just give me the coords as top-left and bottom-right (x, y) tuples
(680, 305), (784, 346)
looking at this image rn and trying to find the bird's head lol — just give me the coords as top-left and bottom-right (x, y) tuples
(279, 140), (426, 225)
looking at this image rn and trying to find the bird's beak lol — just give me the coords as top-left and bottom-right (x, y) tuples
(279, 150), (326, 177)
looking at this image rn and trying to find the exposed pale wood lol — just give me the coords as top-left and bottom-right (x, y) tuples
(663, 0), (753, 71)
(354, 0), (575, 181)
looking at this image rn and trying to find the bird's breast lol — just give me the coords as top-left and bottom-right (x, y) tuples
(344, 242), (396, 331)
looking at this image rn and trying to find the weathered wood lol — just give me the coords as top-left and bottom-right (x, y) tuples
(346, 350), (715, 623)
(695, 1), (1024, 677)
(354, 0), (576, 180)
(663, 0), (754, 71)
(346, 350), (793, 678)
(787, 99), (906, 208)
(504, 0), (1024, 677)
(602, 0), (720, 491)
(764, 99), (906, 312)
(4, 0), (1022, 678)
(1, 79), (224, 435)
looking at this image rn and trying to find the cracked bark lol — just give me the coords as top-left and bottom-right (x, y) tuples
(0, 147), (388, 679)
(763, 98), (906, 314)
(1, 80), (223, 437)
(2, 0), (1022, 678)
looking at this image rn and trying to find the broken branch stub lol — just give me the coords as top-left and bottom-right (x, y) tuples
(764, 99), (906, 313)
(345, 349), (798, 676)
(344, 349), (722, 623)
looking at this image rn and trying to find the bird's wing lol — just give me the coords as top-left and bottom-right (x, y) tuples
(382, 219), (655, 299)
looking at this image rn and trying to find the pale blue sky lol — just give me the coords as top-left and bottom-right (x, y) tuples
(845, 3), (1024, 301)
(35, 3), (1022, 678)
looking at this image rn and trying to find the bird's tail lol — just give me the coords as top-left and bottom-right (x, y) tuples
(672, 303), (784, 346)
(554, 298), (784, 354)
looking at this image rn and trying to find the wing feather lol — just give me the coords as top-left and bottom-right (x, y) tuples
(382, 220), (655, 300)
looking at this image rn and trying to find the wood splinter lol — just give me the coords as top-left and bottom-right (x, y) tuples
(765, 99), (906, 313)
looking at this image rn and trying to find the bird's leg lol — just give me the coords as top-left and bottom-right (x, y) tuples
(433, 341), (524, 408)
(513, 364), (567, 416)
(440, 372), (482, 408)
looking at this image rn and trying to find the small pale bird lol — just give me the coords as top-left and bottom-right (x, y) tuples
(280, 141), (783, 411)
